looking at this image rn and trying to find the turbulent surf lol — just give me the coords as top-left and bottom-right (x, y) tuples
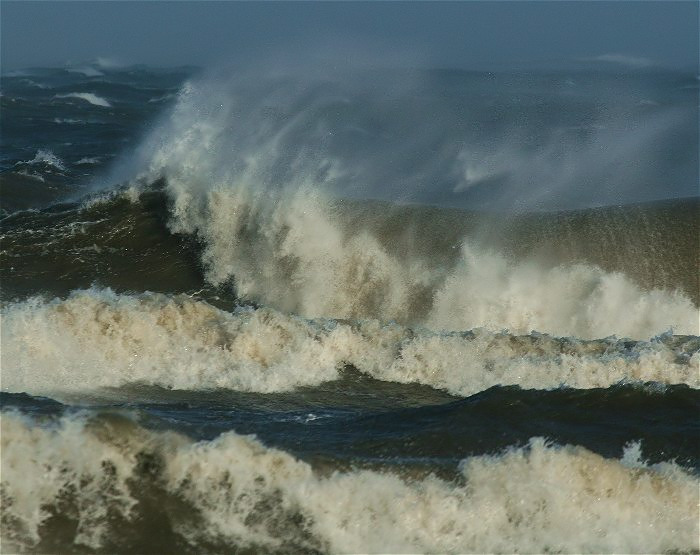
(1, 62), (698, 553)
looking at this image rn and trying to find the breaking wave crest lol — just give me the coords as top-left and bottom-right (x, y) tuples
(2, 410), (697, 553)
(19, 149), (67, 171)
(54, 92), (112, 108)
(116, 73), (698, 339)
(2, 288), (698, 399)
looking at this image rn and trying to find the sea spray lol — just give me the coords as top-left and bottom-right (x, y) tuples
(114, 73), (699, 337)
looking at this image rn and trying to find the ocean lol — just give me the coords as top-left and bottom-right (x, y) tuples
(1, 62), (698, 553)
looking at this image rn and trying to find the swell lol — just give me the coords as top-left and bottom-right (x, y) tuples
(3, 184), (697, 341)
(0, 187), (210, 304)
(0, 65), (192, 212)
(2, 410), (697, 554)
(6, 382), (698, 473)
(2, 288), (697, 399)
(4, 187), (698, 302)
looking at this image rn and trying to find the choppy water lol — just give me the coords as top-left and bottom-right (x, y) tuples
(1, 62), (698, 553)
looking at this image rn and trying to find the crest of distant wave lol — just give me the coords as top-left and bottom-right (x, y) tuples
(54, 92), (112, 107)
(2, 410), (697, 553)
(117, 73), (697, 339)
(2, 289), (697, 399)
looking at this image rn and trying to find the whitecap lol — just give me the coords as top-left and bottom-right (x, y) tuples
(54, 92), (112, 107)
(1, 288), (697, 399)
(14, 149), (66, 171)
(118, 76), (697, 340)
(2, 411), (696, 553)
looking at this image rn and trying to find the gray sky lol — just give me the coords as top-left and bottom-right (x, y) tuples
(1, 1), (698, 71)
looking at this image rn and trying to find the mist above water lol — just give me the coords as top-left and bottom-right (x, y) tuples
(112, 64), (698, 212)
(95, 65), (696, 334)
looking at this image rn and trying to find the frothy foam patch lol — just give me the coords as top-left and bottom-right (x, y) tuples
(120, 75), (698, 339)
(54, 93), (112, 107)
(2, 288), (697, 398)
(426, 243), (699, 338)
(1, 411), (697, 552)
(169, 184), (697, 338)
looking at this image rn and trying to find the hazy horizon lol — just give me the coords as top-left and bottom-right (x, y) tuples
(2, 1), (698, 72)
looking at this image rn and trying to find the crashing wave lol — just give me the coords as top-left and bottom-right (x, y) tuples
(111, 74), (699, 338)
(2, 288), (697, 399)
(1, 410), (696, 553)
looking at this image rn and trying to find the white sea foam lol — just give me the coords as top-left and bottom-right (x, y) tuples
(14, 149), (66, 172)
(1, 411), (697, 552)
(1, 288), (697, 399)
(116, 75), (698, 339)
(54, 92), (112, 107)
(426, 243), (699, 338)
(167, 183), (697, 338)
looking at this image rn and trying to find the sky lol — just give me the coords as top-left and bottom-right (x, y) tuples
(1, 1), (698, 71)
